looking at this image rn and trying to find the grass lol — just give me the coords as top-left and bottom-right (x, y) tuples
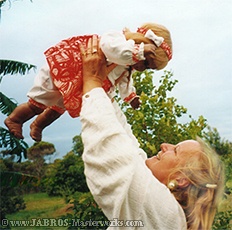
(6, 193), (73, 230)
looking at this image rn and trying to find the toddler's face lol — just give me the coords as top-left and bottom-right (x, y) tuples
(132, 60), (147, 71)
(132, 56), (156, 71)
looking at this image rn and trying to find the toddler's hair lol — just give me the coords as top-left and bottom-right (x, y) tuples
(125, 22), (172, 70)
(140, 23), (172, 70)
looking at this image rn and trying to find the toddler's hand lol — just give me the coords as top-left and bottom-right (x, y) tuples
(144, 44), (156, 59)
(130, 97), (141, 109)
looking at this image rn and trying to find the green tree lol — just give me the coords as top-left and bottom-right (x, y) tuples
(27, 141), (56, 178)
(119, 70), (207, 157)
(203, 127), (232, 229)
(58, 138), (107, 229)
(0, 60), (37, 228)
(0, 159), (26, 225)
(204, 126), (232, 191)
(64, 192), (108, 230)
(72, 135), (84, 156)
(0, 60), (36, 161)
(44, 152), (88, 197)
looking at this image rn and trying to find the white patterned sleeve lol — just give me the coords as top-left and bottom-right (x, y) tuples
(100, 31), (145, 66)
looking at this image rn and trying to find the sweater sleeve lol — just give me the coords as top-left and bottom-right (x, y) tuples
(80, 88), (187, 230)
(100, 31), (145, 66)
(117, 75), (137, 102)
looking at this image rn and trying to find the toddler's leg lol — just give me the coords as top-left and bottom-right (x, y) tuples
(30, 108), (63, 142)
(4, 101), (44, 139)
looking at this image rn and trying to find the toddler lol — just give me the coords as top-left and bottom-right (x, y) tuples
(5, 22), (172, 142)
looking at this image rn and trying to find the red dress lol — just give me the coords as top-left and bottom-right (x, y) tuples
(45, 35), (107, 118)
(44, 32), (143, 117)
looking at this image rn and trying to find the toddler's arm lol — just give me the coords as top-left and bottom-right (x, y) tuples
(100, 31), (145, 66)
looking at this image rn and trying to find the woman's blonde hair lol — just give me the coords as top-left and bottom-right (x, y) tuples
(124, 22), (172, 70)
(169, 138), (225, 230)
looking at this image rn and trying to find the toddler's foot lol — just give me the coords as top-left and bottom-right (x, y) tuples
(4, 117), (24, 139)
(30, 123), (42, 142)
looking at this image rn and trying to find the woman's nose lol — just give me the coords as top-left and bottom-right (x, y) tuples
(160, 143), (174, 152)
(160, 143), (168, 152)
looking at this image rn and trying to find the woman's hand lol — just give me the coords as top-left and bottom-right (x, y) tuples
(80, 35), (117, 94)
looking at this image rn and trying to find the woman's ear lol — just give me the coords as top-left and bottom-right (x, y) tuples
(176, 177), (190, 188)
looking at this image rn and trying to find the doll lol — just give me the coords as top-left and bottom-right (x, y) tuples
(4, 22), (172, 142)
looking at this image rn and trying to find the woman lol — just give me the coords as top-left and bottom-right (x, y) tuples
(80, 35), (224, 229)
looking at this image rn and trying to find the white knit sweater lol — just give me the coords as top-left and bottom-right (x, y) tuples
(80, 88), (187, 230)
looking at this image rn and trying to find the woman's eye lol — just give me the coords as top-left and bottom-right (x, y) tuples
(174, 146), (179, 155)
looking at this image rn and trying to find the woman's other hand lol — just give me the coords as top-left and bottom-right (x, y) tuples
(80, 35), (116, 94)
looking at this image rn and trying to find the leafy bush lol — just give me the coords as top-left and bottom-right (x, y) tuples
(213, 210), (232, 230)
(0, 186), (26, 222)
(120, 70), (208, 157)
(63, 192), (108, 230)
(43, 152), (89, 197)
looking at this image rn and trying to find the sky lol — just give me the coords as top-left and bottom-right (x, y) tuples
(1, 0), (232, 159)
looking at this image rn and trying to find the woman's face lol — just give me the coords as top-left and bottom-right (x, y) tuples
(145, 140), (201, 185)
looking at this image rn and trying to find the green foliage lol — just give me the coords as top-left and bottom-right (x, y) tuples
(204, 127), (232, 194)
(45, 139), (107, 228)
(0, 59), (36, 161)
(0, 170), (39, 217)
(0, 171), (39, 187)
(27, 141), (56, 161)
(213, 210), (232, 230)
(0, 186), (26, 222)
(72, 135), (84, 156)
(223, 154), (232, 194)
(0, 160), (27, 222)
(0, 127), (28, 162)
(204, 126), (232, 156)
(0, 91), (17, 115)
(119, 70), (207, 157)
(26, 141), (56, 178)
(44, 152), (88, 197)
(215, 193), (232, 229)
(0, 60), (36, 82)
(1, 158), (42, 194)
(64, 192), (108, 229)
